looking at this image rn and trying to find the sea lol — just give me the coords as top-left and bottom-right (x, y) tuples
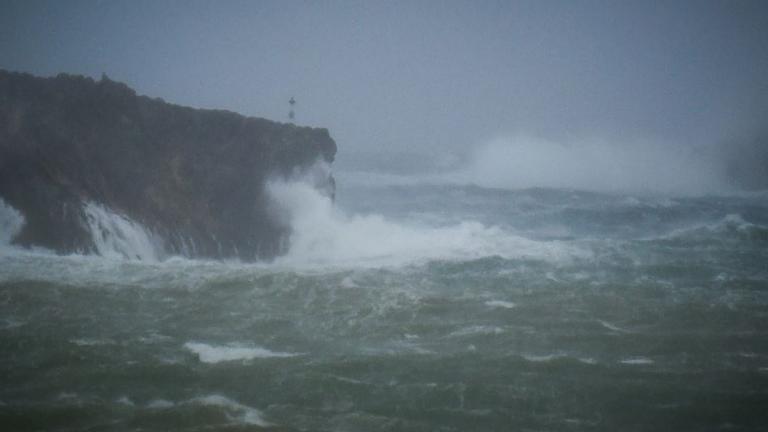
(1, 170), (767, 431)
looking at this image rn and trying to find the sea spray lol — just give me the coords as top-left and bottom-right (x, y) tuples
(456, 136), (727, 194)
(266, 176), (583, 268)
(83, 202), (164, 261)
(1, 182), (767, 431)
(0, 198), (24, 247)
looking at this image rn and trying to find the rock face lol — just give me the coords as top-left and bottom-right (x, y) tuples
(0, 70), (336, 260)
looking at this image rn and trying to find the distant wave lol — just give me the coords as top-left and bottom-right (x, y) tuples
(485, 300), (517, 309)
(184, 342), (299, 363)
(652, 213), (768, 244)
(340, 135), (742, 196)
(457, 136), (727, 194)
(143, 394), (272, 427)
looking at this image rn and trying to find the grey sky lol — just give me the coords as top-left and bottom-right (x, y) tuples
(2, 0), (767, 169)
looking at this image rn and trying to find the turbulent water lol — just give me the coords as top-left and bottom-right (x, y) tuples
(1, 174), (768, 431)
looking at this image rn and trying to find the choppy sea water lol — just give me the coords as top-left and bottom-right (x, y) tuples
(1, 177), (768, 431)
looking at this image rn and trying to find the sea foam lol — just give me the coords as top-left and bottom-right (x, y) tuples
(184, 342), (299, 363)
(142, 394), (272, 427)
(192, 394), (271, 426)
(0, 198), (24, 247)
(267, 175), (584, 268)
(485, 300), (516, 309)
(83, 202), (163, 261)
(620, 357), (654, 365)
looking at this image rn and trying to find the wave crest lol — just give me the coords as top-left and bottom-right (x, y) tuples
(267, 177), (583, 268)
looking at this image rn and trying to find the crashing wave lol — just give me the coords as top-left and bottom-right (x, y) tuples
(83, 202), (164, 261)
(266, 167), (587, 268)
(0, 198), (24, 247)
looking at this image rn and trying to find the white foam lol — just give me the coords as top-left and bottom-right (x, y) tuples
(522, 353), (596, 364)
(115, 396), (134, 406)
(659, 213), (763, 241)
(0, 318), (25, 329)
(83, 202), (163, 261)
(522, 354), (565, 362)
(0, 198), (24, 247)
(328, 374), (368, 385)
(598, 320), (630, 333)
(192, 394), (271, 427)
(147, 399), (175, 409)
(56, 392), (81, 402)
(267, 177), (584, 268)
(140, 394), (272, 426)
(620, 357), (654, 365)
(184, 342), (299, 363)
(362, 342), (433, 356)
(71, 338), (113, 346)
(448, 325), (504, 338)
(485, 300), (516, 309)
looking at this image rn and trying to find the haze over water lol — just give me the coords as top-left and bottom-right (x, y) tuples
(2, 1), (768, 431)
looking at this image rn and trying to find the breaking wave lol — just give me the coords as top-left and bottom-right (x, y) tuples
(658, 213), (768, 244)
(0, 198), (24, 247)
(267, 178), (582, 268)
(184, 342), (300, 363)
(83, 202), (164, 261)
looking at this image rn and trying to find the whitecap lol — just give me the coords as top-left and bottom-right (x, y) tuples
(192, 394), (271, 426)
(620, 357), (654, 365)
(522, 354), (565, 362)
(598, 320), (630, 333)
(115, 396), (134, 406)
(184, 342), (299, 363)
(448, 325), (504, 338)
(147, 399), (175, 409)
(71, 338), (113, 346)
(57, 392), (79, 401)
(521, 353), (596, 364)
(327, 374), (368, 385)
(0, 318), (25, 329)
(485, 300), (516, 309)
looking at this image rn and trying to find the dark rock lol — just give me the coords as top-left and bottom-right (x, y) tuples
(0, 70), (336, 260)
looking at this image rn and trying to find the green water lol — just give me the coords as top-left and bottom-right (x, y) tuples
(1, 184), (767, 431)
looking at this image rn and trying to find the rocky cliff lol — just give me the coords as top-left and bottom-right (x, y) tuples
(0, 70), (336, 260)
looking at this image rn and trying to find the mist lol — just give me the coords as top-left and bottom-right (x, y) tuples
(2, 0), (767, 192)
(457, 135), (728, 194)
(3, 3), (768, 429)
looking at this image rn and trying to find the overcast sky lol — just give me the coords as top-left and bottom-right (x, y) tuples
(2, 0), (767, 170)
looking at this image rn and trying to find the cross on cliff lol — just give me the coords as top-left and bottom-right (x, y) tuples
(288, 97), (296, 121)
